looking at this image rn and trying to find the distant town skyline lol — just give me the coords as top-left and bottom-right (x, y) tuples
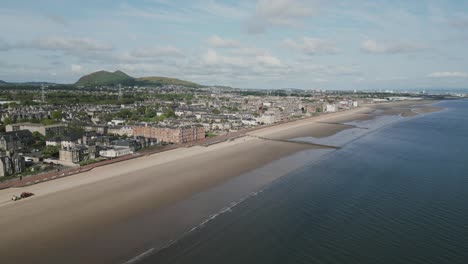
(1, 0), (468, 90)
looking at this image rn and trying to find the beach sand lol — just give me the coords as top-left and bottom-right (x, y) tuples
(0, 100), (442, 263)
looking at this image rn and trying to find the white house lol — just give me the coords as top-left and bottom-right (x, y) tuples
(108, 119), (126, 126)
(256, 114), (276, 125)
(241, 119), (257, 126)
(326, 104), (337, 113)
(99, 147), (132, 158)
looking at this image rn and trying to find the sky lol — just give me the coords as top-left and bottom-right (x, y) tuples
(0, 0), (467, 90)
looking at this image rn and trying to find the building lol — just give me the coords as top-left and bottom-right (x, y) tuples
(108, 126), (134, 137)
(325, 104), (337, 113)
(133, 125), (205, 144)
(256, 114), (276, 125)
(84, 125), (108, 135)
(59, 146), (86, 163)
(112, 139), (140, 152)
(11, 153), (25, 174)
(6, 122), (67, 137)
(0, 153), (25, 177)
(0, 130), (33, 152)
(99, 146), (132, 158)
(46, 134), (81, 149)
(0, 156), (13, 177)
(59, 145), (99, 164)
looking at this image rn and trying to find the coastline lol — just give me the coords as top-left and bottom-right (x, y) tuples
(0, 100), (444, 264)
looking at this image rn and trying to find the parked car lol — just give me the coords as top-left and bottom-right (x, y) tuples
(20, 192), (34, 198)
(11, 192), (34, 201)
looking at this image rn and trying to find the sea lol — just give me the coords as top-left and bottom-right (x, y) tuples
(140, 99), (468, 264)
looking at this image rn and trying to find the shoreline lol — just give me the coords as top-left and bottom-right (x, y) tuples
(0, 99), (441, 190)
(0, 99), (444, 264)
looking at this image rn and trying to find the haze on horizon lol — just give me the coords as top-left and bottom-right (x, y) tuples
(0, 0), (467, 90)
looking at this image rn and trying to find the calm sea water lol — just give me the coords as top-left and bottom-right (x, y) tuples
(144, 99), (468, 264)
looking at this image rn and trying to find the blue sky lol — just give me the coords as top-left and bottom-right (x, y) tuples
(0, 0), (467, 90)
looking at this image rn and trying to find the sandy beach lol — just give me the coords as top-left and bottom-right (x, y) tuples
(0, 100), (442, 264)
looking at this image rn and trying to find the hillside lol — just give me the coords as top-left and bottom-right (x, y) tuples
(75, 70), (200, 88)
(0, 80), (7, 85)
(137, 76), (200, 88)
(75, 70), (135, 86)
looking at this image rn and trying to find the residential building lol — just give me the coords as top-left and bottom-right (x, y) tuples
(0, 130), (33, 152)
(133, 125), (205, 144)
(59, 145), (99, 164)
(107, 126), (134, 137)
(6, 122), (67, 137)
(325, 104), (337, 113)
(0, 153), (25, 177)
(99, 146), (132, 158)
(84, 125), (108, 135)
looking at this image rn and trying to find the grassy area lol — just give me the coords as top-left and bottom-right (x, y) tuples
(0, 165), (60, 182)
(205, 132), (218, 138)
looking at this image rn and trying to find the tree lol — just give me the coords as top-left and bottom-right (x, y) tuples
(117, 109), (132, 119)
(164, 109), (177, 119)
(41, 118), (56, 125)
(3, 117), (12, 125)
(51, 110), (62, 120)
(145, 108), (157, 118)
(32, 132), (45, 149)
(212, 109), (220, 115)
(42, 145), (60, 159)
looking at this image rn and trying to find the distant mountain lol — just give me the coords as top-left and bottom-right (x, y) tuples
(0, 80), (58, 86)
(75, 70), (201, 88)
(75, 70), (135, 86)
(22, 82), (58, 86)
(137, 76), (200, 88)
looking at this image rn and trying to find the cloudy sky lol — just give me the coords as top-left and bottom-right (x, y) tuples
(1, 0), (467, 90)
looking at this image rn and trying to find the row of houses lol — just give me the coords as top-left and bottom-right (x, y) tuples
(132, 125), (205, 144)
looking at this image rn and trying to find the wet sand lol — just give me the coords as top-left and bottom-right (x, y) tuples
(0, 100), (443, 264)
(0, 137), (318, 263)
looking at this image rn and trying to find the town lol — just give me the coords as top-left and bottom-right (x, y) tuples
(0, 71), (458, 180)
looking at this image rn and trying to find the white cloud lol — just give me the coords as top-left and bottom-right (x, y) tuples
(429, 72), (468, 78)
(283, 37), (338, 55)
(18, 36), (113, 53)
(202, 49), (245, 67)
(256, 54), (282, 67)
(117, 1), (249, 24)
(361, 39), (424, 54)
(0, 36), (112, 55)
(129, 46), (184, 58)
(193, 1), (249, 20)
(71, 64), (83, 73)
(207, 35), (240, 48)
(248, 0), (315, 34)
(202, 49), (283, 68)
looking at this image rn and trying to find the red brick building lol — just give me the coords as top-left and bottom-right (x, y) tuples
(133, 125), (205, 144)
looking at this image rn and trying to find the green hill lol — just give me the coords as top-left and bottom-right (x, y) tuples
(0, 80), (8, 85)
(137, 76), (200, 88)
(75, 70), (135, 86)
(75, 70), (200, 88)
